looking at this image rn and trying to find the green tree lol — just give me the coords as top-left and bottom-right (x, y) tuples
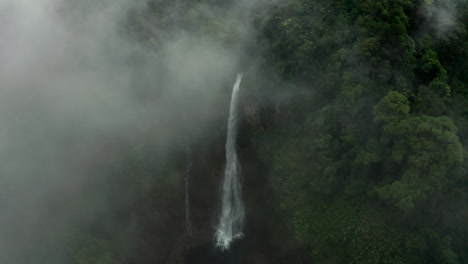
(373, 91), (463, 211)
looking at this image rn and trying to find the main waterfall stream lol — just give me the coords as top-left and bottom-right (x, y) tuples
(215, 73), (245, 250)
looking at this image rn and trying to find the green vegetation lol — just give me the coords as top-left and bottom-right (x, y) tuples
(251, 0), (467, 263)
(63, 0), (466, 263)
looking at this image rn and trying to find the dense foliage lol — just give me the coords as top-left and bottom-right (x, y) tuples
(60, 0), (466, 263)
(251, 0), (467, 263)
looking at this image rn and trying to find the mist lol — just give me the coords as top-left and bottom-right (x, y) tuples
(419, 0), (465, 37)
(1, 0), (466, 263)
(0, 0), (243, 262)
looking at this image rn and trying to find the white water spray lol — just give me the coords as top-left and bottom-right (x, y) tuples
(185, 141), (193, 236)
(215, 73), (245, 250)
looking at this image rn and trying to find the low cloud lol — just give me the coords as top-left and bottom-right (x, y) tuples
(419, 0), (464, 37)
(0, 0), (243, 262)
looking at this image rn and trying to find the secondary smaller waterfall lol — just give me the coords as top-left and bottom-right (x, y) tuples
(185, 140), (193, 236)
(215, 73), (245, 250)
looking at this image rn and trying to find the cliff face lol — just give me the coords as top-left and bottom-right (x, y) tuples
(180, 99), (292, 264)
(149, 98), (258, 263)
(185, 135), (226, 243)
(140, 79), (294, 263)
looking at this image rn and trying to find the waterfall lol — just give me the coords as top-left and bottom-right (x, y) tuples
(185, 140), (193, 236)
(215, 73), (245, 250)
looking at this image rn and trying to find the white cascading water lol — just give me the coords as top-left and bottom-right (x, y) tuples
(215, 73), (245, 250)
(185, 141), (193, 236)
